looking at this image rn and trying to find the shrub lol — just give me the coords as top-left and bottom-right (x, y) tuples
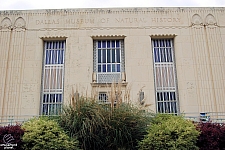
(108, 103), (152, 150)
(22, 117), (79, 150)
(0, 124), (24, 150)
(59, 97), (107, 150)
(58, 96), (152, 150)
(197, 122), (225, 150)
(138, 114), (200, 150)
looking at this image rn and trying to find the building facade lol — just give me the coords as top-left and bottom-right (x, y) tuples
(0, 7), (225, 122)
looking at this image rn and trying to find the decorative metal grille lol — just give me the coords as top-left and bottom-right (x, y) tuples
(93, 40), (124, 83)
(41, 41), (65, 115)
(98, 92), (108, 103)
(97, 73), (121, 83)
(152, 39), (179, 114)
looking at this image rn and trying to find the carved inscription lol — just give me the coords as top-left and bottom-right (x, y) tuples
(115, 18), (147, 23)
(66, 19), (94, 24)
(151, 18), (180, 22)
(36, 19), (59, 25)
(35, 17), (181, 26)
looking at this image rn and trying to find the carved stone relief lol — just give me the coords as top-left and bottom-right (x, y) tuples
(191, 14), (203, 26)
(0, 17), (12, 30)
(14, 17), (26, 30)
(191, 14), (217, 27)
(205, 14), (217, 26)
(0, 17), (26, 31)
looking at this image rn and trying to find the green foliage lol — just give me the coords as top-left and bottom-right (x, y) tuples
(58, 97), (152, 150)
(108, 103), (152, 150)
(59, 97), (107, 150)
(138, 114), (200, 150)
(22, 117), (79, 150)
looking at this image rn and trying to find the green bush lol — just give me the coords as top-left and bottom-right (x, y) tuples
(108, 103), (152, 150)
(59, 97), (107, 150)
(58, 97), (152, 150)
(22, 117), (79, 150)
(138, 114), (200, 150)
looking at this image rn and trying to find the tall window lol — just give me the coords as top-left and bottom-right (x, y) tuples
(152, 39), (179, 114)
(41, 41), (65, 115)
(93, 40), (125, 83)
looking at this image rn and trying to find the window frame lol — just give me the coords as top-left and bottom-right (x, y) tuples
(93, 39), (125, 83)
(40, 40), (65, 115)
(152, 38), (179, 114)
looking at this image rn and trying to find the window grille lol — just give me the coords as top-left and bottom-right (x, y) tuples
(98, 92), (108, 103)
(98, 92), (118, 105)
(93, 40), (125, 83)
(152, 39), (179, 114)
(41, 41), (65, 115)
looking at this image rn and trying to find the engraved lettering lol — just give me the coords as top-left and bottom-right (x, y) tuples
(65, 19), (94, 24)
(35, 19), (59, 25)
(151, 18), (181, 22)
(115, 18), (147, 23)
(167, 18), (172, 22)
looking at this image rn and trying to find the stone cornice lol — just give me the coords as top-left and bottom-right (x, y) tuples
(0, 7), (225, 16)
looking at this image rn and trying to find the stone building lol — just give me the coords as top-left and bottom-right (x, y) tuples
(0, 7), (225, 123)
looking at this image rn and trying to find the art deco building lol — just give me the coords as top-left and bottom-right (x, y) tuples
(0, 7), (225, 123)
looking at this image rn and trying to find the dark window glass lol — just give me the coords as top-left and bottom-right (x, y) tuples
(117, 64), (120, 72)
(102, 41), (106, 48)
(102, 64), (106, 72)
(98, 50), (101, 63)
(154, 48), (160, 62)
(107, 49), (111, 63)
(112, 50), (115, 63)
(116, 49), (120, 63)
(98, 65), (101, 72)
(107, 64), (111, 72)
(112, 64), (116, 72)
(107, 41), (110, 48)
(98, 41), (101, 48)
(102, 50), (106, 63)
(42, 104), (48, 115)
(112, 40), (115, 48)
(160, 40), (165, 47)
(116, 40), (120, 47)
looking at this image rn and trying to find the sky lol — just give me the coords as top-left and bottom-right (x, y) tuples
(0, 0), (225, 10)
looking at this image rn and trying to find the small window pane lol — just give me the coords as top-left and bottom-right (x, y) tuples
(166, 40), (171, 47)
(117, 64), (120, 72)
(160, 40), (165, 47)
(107, 41), (110, 48)
(98, 65), (101, 72)
(107, 64), (111, 72)
(112, 64), (116, 72)
(45, 50), (50, 64)
(102, 50), (106, 63)
(107, 50), (111, 63)
(102, 41), (106, 48)
(112, 40), (115, 48)
(160, 48), (166, 62)
(116, 40), (120, 47)
(154, 40), (158, 47)
(154, 48), (160, 62)
(102, 64), (106, 72)
(42, 104), (48, 115)
(116, 49), (120, 63)
(98, 41), (101, 48)
(98, 50), (101, 63)
(112, 50), (115, 63)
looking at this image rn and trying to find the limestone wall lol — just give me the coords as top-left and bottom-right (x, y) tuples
(0, 7), (225, 118)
